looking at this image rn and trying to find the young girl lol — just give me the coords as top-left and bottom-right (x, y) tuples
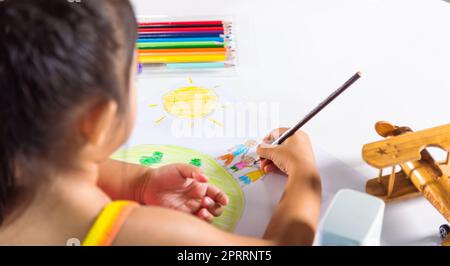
(0, 0), (322, 245)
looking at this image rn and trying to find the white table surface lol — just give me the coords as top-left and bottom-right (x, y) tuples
(130, 0), (450, 245)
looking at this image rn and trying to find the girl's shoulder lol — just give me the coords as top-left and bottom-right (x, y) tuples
(0, 184), (110, 245)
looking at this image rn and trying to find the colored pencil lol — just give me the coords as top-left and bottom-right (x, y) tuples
(139, 30), (226, 36)
(138, 51), (230, 57)
(137, 41), (225, 49)
(272, 72), (362, 144)
(139, 24), (229, 29)
(138, 25), (231, 30)
(138, 62), (234, 70)
(138, 47), (228, 54)
(139, 27), (225, 33)
(138, 54), (228, 63)
(254, 72), (362, 165)
(166, 62), (232, 69)
(137, 37), (225, 43)
(138, 31), (227, 38)
(138, 31), (230, 36)
(139, 21), (226, 27)
(138, 32), (229, 38)
(141, 62), (233, 70)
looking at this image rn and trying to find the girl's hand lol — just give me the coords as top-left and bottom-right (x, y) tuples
(138, 164), (229, 222)
(257, 128), (319, 177)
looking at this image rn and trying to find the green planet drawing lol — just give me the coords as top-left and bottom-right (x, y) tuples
(112, 144), (245, 232)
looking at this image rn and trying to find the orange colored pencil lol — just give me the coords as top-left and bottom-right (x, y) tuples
(139, 50), (230, 56)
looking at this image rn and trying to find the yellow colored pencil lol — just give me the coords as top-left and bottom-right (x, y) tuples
(138, 54), (227, 63)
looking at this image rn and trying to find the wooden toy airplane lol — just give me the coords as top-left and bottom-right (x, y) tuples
(362, 121), (450, 246)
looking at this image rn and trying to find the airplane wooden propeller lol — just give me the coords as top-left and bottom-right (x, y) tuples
(362, 121), (450, 246)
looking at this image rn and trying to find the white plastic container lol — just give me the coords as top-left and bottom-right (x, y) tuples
(317, 189), (385, 246)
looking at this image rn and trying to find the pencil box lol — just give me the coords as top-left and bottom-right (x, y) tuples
(136, 15), (239, 77)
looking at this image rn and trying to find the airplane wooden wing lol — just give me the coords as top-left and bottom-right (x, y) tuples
(363, 123), (450, 169)
(440, 158), (450, 177)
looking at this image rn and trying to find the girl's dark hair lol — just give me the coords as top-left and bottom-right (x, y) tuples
(0, 0), (137, 223)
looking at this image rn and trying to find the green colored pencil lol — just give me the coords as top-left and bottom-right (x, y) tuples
(137, 41), (225, 49)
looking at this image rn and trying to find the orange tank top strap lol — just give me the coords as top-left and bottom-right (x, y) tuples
(82, 200), (139, 246)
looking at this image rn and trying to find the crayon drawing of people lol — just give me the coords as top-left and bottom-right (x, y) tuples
(230, 156), (256, 173)
(238, 170), (265, 186)
(217, 140), (257, 167)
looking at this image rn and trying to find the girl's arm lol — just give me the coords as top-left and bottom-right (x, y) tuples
(262, 169), (320, 244)
(97, 159), (149, 201)
(97, 159), (229, 221)
(257, 129), (321, 245)
(114, 129), (322, 246)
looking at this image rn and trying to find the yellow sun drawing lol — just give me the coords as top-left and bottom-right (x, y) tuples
(150, 78), (224, 127)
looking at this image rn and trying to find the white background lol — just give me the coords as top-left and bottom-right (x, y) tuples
(130, 0), (450, 245)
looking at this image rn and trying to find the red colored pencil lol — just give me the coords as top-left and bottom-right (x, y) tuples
(139, 21), (226, 27)
(138, 27), (225, 33)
